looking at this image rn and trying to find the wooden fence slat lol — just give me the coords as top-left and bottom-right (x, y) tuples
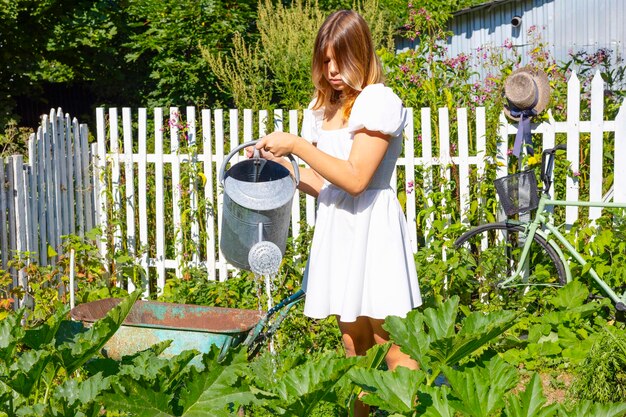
(496, 113), (509, 220)
(137, 108), (150, 296)
(186, 106), (200, 266)
(404, 108), (417, 252)
(154, 108), (166, 292)
(73, 119), (85, 236)
(36, 127), (47, 265)
(27, 134), (38, 257)
(81, 124), (93, 233)
(566, 72), (581, 227)
(421, 107), (434, 245)
(54, 110), (69, 239)
(589, 71), (605, 220)
(7, 157), (17, 280)
(12, 156), (28, 307)
(110, 108), (123, 265)
(476, 107), (487, 224)
(122, 108), (136, 292)
(43, 115), (58, 263)
(615, 102), (626, 203)
(96, 108), (108, 262)
(169, 107), (183, 278)
(457, 108), (470, 224)
(65, 114), (76, 234)
(214, 109), (227, 281)
(229, 109), (239, 164)
(0, 159), (8, 270)
(202, 109), (216, 280)
(289, 110), (301, 240)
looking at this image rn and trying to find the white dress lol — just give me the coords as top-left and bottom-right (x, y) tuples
(301, 84), (422, 323)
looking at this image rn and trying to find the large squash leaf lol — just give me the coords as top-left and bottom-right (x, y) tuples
(178, 345), (255, 417)
(101, 383), (175, 417)
(4, 348), (52, 397)
(270, 353), (358, 416)
(51, 372), (113, 416)
(384, 312), (432, 371)
(55, 290), (141, 374)
(385, 296), (517, 385)
(443, 355), (518, 417)
(349, 366), (425, 414)
(23, 307), (68, 350)
(416, 385), (456, 417)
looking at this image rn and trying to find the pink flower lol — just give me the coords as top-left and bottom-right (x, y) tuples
(406, 181), (414, 194)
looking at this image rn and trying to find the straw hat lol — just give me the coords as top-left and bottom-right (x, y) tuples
(503, 66), (550, 121)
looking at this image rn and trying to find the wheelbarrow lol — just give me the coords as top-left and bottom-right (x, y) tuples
(69, 289), (305, 360)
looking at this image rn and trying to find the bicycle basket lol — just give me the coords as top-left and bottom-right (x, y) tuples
(494, 170), (539, 216)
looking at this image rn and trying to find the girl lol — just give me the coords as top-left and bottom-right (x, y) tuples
(253, 10), (422, 416)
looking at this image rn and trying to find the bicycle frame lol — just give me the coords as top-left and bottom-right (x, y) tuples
(502, 194), (626, 309)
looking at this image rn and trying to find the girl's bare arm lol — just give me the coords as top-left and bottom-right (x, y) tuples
(255, 129), (390, 196)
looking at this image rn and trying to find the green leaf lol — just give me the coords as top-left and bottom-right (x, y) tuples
(47, 244), (58, 257)
(504, 373), (558, 417)
(431, 309), (517, 367)
(52, 372), (112, 411)
(550, 281), (589, 309)
(118, 345), (197, 393)
(55, 290), (141, 374)
(23, 307), (68, 349)
(349, 367), (425, 414)
(178, 345), (255, 416)
(558, 400), (626, 417)
(385, 312), (432, 371)
(423, 297), (459, 339)
(0, 311), (25, 362)
(443, 355), (518, 417)
(265, 351), (359, 416)
(416, 385), (456, 417)
(5, 348), (52, 397)
(102, 384), (174, 417)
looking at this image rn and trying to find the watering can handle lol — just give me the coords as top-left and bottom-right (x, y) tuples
(219, 140), (300, 186)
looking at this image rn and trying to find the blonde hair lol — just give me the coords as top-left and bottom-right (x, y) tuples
(311, 10), (383, 120)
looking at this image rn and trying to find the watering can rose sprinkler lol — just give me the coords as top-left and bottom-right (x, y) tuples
(219, 140), (300, 277)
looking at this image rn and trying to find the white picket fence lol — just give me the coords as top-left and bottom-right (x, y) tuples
(1, 71), (625, 299)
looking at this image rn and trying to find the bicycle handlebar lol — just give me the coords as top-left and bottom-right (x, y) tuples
(540, 144), (567, 194)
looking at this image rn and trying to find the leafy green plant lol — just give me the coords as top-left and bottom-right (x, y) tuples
(570, 325), (626, 404)
(500, 281), (611, 371)
(0, 290), (140, 416)
(383, 295), (518, 386)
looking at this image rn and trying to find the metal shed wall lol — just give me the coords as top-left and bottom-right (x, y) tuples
(395, 0), (625, 79)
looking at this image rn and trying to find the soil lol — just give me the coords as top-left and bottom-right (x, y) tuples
(516, 371), (574, 404)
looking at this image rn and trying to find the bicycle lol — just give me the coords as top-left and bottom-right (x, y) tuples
(454, 144), (626, 311)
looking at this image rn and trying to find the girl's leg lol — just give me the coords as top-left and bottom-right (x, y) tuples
(337, 317), (375, 417)
(368, 318), (418, 371)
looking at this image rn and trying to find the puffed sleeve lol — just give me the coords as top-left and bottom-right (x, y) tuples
(347, 84), (406, 137)
(300, 98), (323, 144)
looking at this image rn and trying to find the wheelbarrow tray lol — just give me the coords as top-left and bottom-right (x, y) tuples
(70, 298), (265, 360)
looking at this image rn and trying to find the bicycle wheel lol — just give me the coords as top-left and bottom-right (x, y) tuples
(453, 222), (567, 307)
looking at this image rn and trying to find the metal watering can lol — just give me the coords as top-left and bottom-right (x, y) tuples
(219, 140), (300, 275)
